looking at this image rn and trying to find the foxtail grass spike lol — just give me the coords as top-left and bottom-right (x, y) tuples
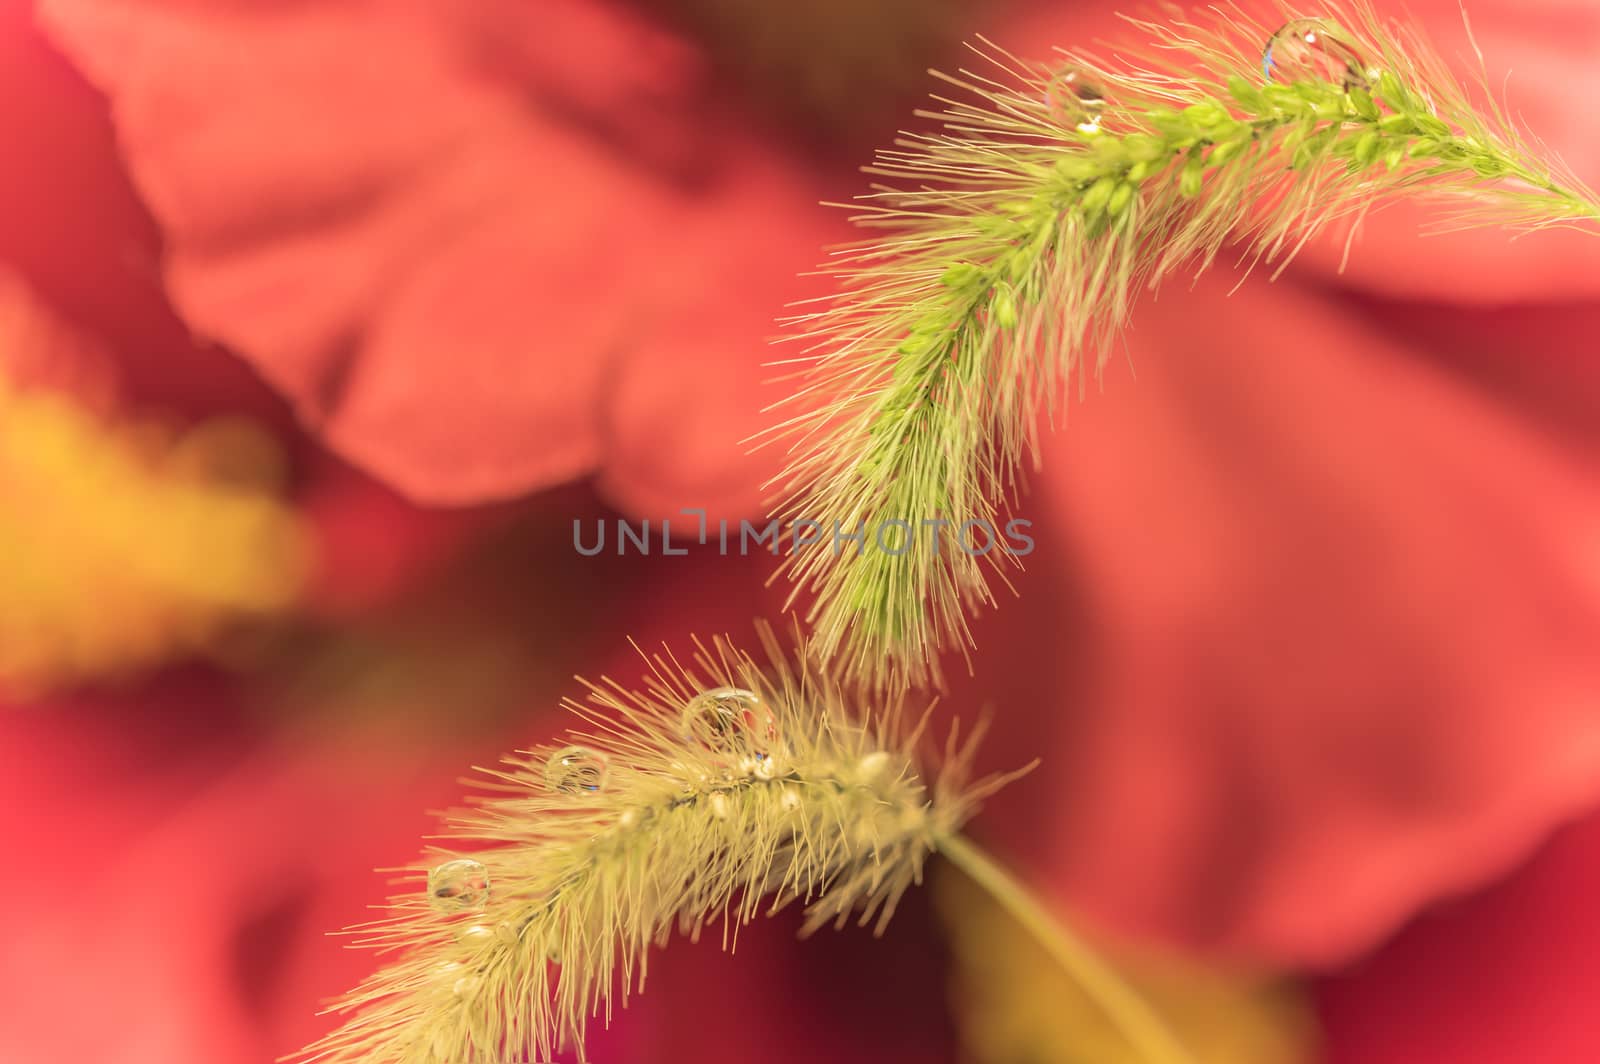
(759, 1), (1600, 692)
(292, 624), (1032, 1064)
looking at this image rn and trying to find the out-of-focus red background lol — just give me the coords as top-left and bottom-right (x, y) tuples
(2, 0), (1598, 1061)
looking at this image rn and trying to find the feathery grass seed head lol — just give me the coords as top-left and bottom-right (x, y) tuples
(294, 625), (1022, 1063)
(759, 0), (1600, 693)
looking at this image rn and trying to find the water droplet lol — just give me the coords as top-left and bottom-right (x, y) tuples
(544, 745), (608, 794)
(1045, 66), (1106, 118)
(1045, 65), (1109, 134)
(1262, 19), (1369, 90)
(427, 858), (490, 912)
(494, 921), (520, 947)
(452, 974), (481, 1001)
(683, 686), (778, 753)
(457, 924), (494, 946)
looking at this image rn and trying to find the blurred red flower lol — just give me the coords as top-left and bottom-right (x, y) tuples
(34, 0), (852, 513)
(5, 0), (1600, 1061)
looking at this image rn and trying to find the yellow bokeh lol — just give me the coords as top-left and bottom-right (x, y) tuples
(937, 864), (1319, 1064)
(0, 276), (310, 696)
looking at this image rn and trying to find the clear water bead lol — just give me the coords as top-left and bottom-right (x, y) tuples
(1046, 67), (1106, 115)
(1262, 19), (1370, 90)
(544, 745), (608, 794)
(1045, 65), (1109, 134)
(427, 858), (490, 912)
(682, 686), (778, 752)
(457, 924), (494, 946)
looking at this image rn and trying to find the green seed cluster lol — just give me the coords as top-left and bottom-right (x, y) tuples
(771, 9), (1599, 692)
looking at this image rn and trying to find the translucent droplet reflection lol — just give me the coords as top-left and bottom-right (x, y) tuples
(457, 924), (494, 946)
(427, 858), (490, 912)
(1262, 19), (1370, 90)
(682, 686), (777, 753)
(1045, 65), (1109, 134)
(544, 745), (608, 794)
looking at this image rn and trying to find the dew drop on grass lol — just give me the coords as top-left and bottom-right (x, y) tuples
(1263, 19), (1370, 90)
(427, 858), (490, 912)
(457, 924), (494, 945)
(544, 745), (609, 794)
(1045, 65), (1109, 134)
(683, 686), (779, 756)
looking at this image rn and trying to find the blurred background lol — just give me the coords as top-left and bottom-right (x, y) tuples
(2, 0), (1599, 1061)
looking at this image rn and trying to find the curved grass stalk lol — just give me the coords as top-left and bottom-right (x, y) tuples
(760, 1), (1600, 691)
(939, 833), (1194, 1064)
(293, 626), (1185, 1063)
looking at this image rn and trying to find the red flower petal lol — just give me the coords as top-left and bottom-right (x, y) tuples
(1316, 809), (1600, 1063)
(37, 0), (841, 510)
(964, 266), (1600, 965)
(595, 148), (842, 518)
